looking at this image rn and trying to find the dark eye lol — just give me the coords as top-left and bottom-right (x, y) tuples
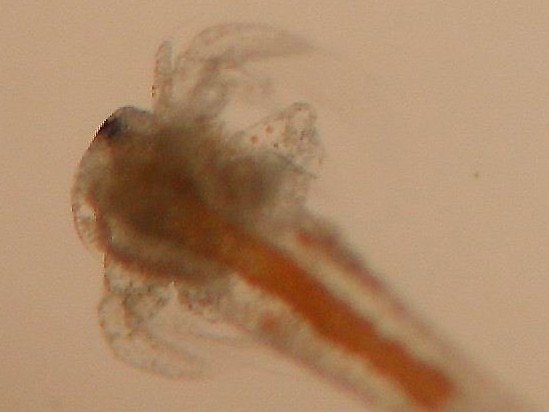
(97, 115), (122, 138)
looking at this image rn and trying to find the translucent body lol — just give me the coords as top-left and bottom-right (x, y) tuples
(72, 24), (531, 411)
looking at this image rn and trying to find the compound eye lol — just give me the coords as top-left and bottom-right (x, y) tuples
(97, 115), (122, 138)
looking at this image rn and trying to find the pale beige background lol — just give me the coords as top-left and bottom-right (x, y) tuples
(2, 2), (548, 411)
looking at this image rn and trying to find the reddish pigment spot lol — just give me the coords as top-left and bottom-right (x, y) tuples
(258, 312), (283, 338)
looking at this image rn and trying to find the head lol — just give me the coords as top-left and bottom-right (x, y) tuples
(71, 106), (158, 253)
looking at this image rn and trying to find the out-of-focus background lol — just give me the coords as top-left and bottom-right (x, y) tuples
(2, 2), (548, 411)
